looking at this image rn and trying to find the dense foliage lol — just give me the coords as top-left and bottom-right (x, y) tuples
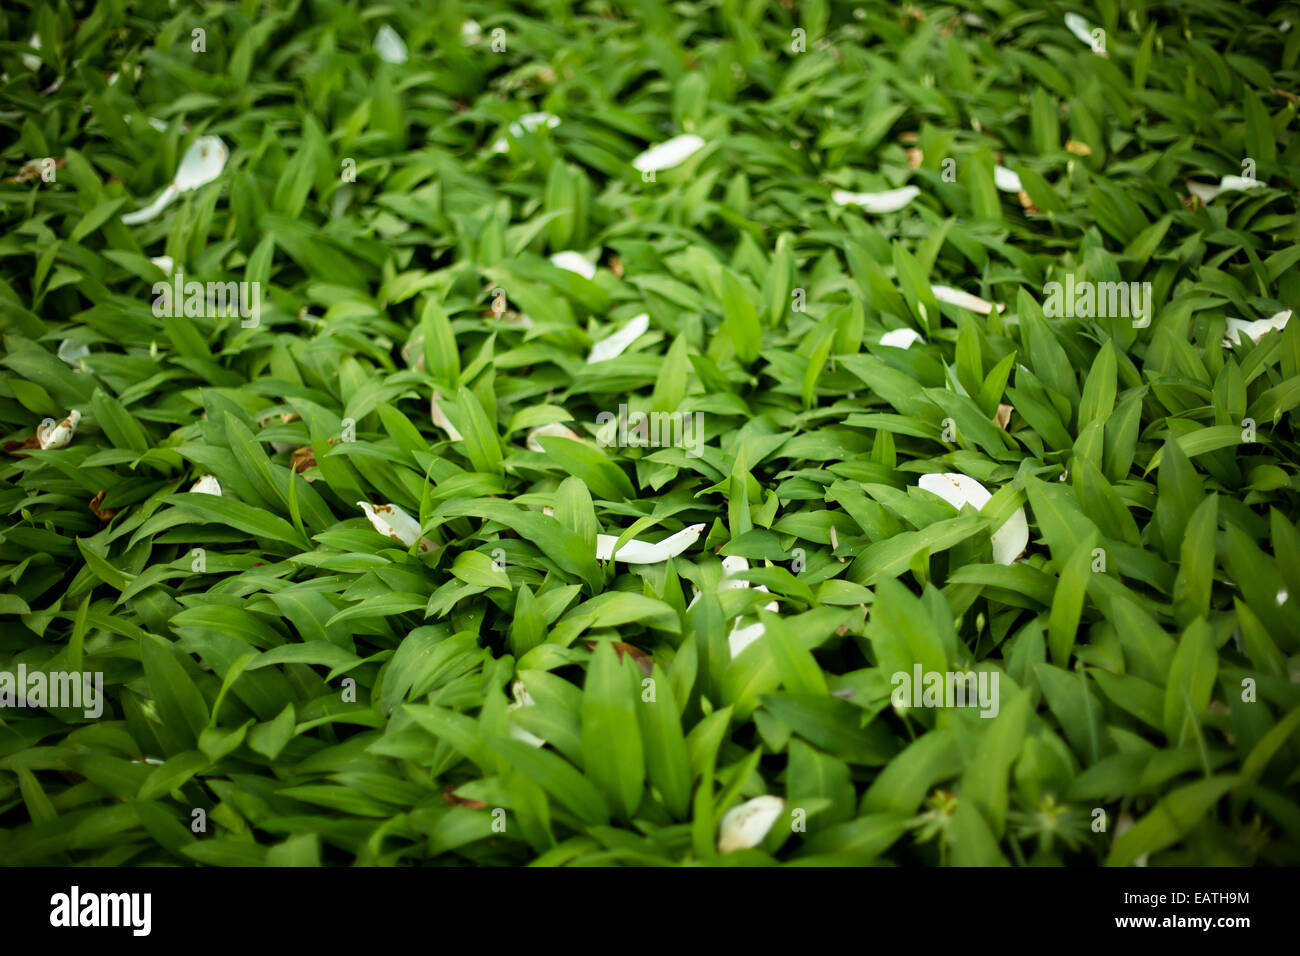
(1, 0), (1299, 866)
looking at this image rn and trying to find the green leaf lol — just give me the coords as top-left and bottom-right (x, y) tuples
(1106, 776), (1239, 866)
(581, 641), (645, 819)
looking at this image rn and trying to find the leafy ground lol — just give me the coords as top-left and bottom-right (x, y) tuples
(2, 0), (1299, 867)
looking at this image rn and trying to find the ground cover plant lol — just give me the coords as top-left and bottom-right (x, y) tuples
(1, 0), (1299, 867)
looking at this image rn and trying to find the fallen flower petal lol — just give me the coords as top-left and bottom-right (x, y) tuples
(595, 523), (706, 563)
(931, 285), (1005, 315)
(190, 474), (222, 496)
(918, 472), (1028, 565)
(718, 795), (786, 853)
(632, 134), (705, 173)
(122, 136), (228, 224)
(994, 165), (1022, 193)
(879, 328), (923, 349)
(720, 554), (751, 588)
(587, 312), (649, 363)
(37, 410), (80, 449)
(832, 185), (920, 213)
(490, 112), (561, 153)
(728, 594), (780, 657)
(373, 25), (408, 64)
(1064, 12), (1105, 54)
(122, 185), (180, 225)
(549, 250), (597, 279)
(508, 680), (546, 747)
(1186, 175), (1266, 204)
(526, 422), (583, 451)
(357, 501), (434, 552)
(6, 157), (65, 184)
(22, 35), (41, 72)
(1219, 174), (1263, 193)
(717, 556), (780, 656)
(1223, 310), (1292, 347)
(57, 339), (90, 368)
(688, 555), (753, 611)
(727, 619), (768, 657)
(431, 391), (464, 441)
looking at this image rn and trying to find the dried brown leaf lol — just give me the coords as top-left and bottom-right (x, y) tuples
(443, 787), (488, 809)
(89, 490), (119, 522)
(586, 640), (654, 677)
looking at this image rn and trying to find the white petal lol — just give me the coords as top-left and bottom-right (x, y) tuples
(727, 596), (780, 658)
(688, 556), (749, 612)
(587, 313), (649, 363)
(507, 680), (545, 747)
(190, 474), (222, 496)
(832, 185), (919, 213)
(121, 184), (181, 224)
(1223, 310), (1292, 347)
(1188, 175), (1266, 205)
(879, 328), (923, 349)
(512, 112), (560, 137)
(1218, 174), (1265, 193)
(122, 136), (227, 224)
(919, 473), (1028, 565)
(632, 134), (705, 173)
(526, 422), (582, 452)
(490, 112), (561, 153)
(172, 136), (228, 191)
(37, 410), (80, 449)
(727, 620), (767, 657)
(150, 255), (175, 276)
(373, 25), (408, 64)
(430, 392), (464, 441)
(508, 722), (546, 747)
(994, 165), (1022, 193)
(715, 556), (783, 655)
(22, 35), (41, 72)
(549, 250), (596, 279)
(57, 339), (90, 367)
(595, 523), (706, 563)
(357, 501), (433, 552)
(1064, 12), (1096, 47)
(931, 285), (1004, 315)
(461, 20), (483, 44)
(718, 795), (786, 853)
(720, 555), (751, 587)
